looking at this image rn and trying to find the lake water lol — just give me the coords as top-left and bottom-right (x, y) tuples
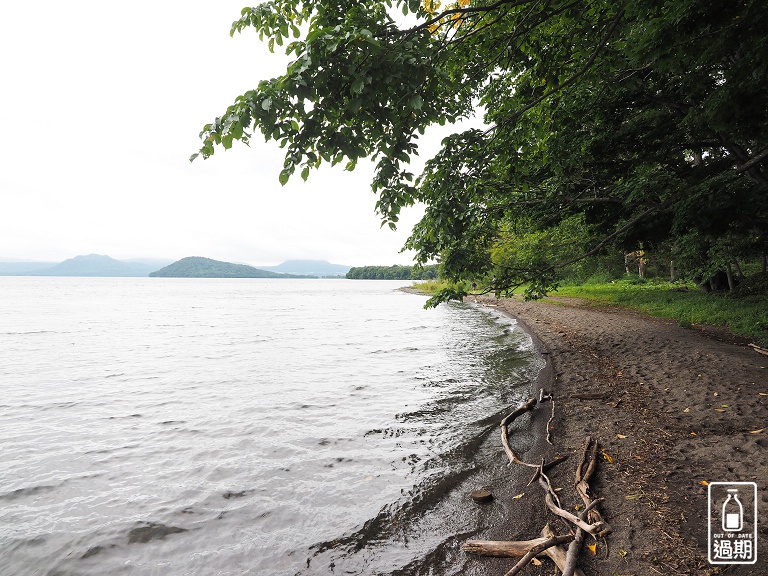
(0, 278), (544, 576)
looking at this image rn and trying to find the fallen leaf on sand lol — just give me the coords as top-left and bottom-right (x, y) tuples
(700, 480), (709, 486)
(602, 451), (613, 463)
(512, 493), (525, 500)
(683, 407), (691, 413)
(617, 434), (628, 439)
(750, 428), (765, 434)
(586, 542), (597, 555)
(759, 392), (768, 396)
(530, 557), (542, 566)
(690, 432), (698, 436)
(714, 408), (727, 412)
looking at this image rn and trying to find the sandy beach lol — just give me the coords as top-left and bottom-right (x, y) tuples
(468, 294), (767, 575)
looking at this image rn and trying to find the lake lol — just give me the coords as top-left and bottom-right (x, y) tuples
(0, 278), (543, 575)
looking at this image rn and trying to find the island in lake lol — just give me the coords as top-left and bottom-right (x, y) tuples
(149, 257), (314, 278)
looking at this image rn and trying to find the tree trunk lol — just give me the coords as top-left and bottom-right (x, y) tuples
(733, 259), (745, 279)
(670, 260), (675, 281)
(726, 262), (736, 291)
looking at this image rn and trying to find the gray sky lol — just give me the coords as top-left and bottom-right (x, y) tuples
(0, 1), (465, 267)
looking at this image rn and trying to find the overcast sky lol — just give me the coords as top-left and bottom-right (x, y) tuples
(0, 1), (469, 267)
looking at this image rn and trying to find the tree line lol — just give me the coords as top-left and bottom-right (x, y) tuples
(346, 264), (439, 280)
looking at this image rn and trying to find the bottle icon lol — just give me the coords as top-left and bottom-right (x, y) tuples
(722, 489), (743, 532)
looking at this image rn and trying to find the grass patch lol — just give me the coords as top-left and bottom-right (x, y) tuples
(411, 279), (469, 295)
(553, 278), (768, 345)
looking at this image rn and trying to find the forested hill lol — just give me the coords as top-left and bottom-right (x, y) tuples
(346, 265), (439, 280)
(149, 257), (309, 278)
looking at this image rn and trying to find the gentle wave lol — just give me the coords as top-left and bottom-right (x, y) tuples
(0, 278), (543, 576)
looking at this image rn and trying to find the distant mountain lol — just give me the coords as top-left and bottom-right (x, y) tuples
(0, 261), (58, 275)
(258, 259), (351, 277)
(149, 256), (310, 278)
(27, 254), (158, 277)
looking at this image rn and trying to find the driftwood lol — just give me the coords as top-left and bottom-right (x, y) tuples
(571, 392), (610, 400)
(542, 524), (587, 576)
(500, 397), (540, 469)
(463, 536), (564, 558)
(539, 389), (555, 445)
(501, 534), (576, 576)
(575, 436), (611, 535)
(749, 343), (768, 356)
(463, 524), (586, 576)
(464, 396), (608, 575)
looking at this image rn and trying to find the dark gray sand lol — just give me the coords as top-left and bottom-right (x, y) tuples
(468, 295), (767, 575)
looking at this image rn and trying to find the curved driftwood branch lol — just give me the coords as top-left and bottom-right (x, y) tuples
(500, 397), (540, 468)
(537, 473), (604, 535)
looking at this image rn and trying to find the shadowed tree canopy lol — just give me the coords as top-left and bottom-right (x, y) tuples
(195, 0), (768, 304)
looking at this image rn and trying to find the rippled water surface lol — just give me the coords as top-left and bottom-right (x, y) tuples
(0, 278), (543, 575)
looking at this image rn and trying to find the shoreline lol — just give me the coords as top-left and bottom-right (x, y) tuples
(465, 294), (767, 575)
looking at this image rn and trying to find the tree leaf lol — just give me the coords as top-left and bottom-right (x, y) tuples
(351, 77), (365, 94)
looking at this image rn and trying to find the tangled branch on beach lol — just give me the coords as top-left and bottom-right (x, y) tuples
(463, 396), (609, 576)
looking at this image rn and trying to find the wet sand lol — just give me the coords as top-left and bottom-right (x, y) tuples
(468, 294), (767, 575)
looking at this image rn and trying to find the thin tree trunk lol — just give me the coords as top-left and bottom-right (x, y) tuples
(733, 259), (745, 279)
(726, 262), (736, 291)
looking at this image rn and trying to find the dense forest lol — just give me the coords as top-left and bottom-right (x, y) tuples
(195, 1), (768, 305)
(346, 264), (439, 279)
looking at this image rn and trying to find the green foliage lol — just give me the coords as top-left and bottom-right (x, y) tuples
(410, 278), (470, 309)
(195, 0), (768, 300)
(345, 263), (438, 279)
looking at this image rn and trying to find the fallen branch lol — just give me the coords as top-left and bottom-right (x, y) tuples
(542, 524), (587, 576)
(562, 498), (604, 576)
(463, 535), (566, 558)
(501, 534), (577, 576)
(571, 392), (610, 400)
(537, 471), (604, 535)
(575, 436), (611, 535)
(500, 397), (540, 468)
(538, 389), (555, 444)
(749, 343), (768, 356)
